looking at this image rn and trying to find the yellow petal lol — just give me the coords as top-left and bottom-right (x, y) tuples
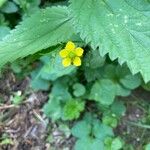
(65, 41), (75, 50)
(59, 49), (69, 58)
(73, 57), (81, 66)
(62, 57), (71, 67)
(75, 47), (84, 56)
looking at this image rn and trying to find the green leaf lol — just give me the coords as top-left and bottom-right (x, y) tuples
(145, 143), (150, 150)
(31, 47), (76, 90)
(111, 101), (126, 117)
(83, 112), (95, 124)
(58, 123), (71, 138)
(84, 67), (102, 82)
(14, 0), (40, 14)
(93, 122), (114, 140)
(104, 137), (113, 146)
(115, 84), (131, 97)
(104, 64), (129, 81)
(0, 138), (13, 145)
(84, 48), (105, 69)
(0, 6), (74, 68)
(74, 137), (104, 150)
(31, 76), (50, 91)
(120, 74), (141, 90)
(0, 0), (7, 7)
(70, 0), (150, 82)
(43, 96), (62, 121)
(102, 115), (118, 128)
(51, 78), (72, 101)
(43, 78), (72, 121)
(142, 82), (150, 92)
(71, 121), (91, 138)
(104, 64), (138, 96)
(104, 137), (123, 150)
(11, 92), (24, 105)
(63, 100), (85, 120)
(73, 83), (86, 97)
(111, 137), (123, 150)
(104, 64), (130, 96)
(90, 79), (116, 105)
(1, 1), (18, 13)
(0, 26), (10, 40)
(40, 53), (75, 81)
(10, 62), (22, 74)
(31, 67), (50, 91)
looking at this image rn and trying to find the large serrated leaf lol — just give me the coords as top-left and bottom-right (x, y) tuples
(69, 0), (150, 82)
(0, 6), (74, 67)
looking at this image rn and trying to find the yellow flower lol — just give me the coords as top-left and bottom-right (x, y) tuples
(59, 41), (84, 67)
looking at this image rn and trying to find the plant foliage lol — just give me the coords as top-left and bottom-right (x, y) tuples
(69, 0), (150, 82)
(0, 6), (74, 68)
(0, 0), (150, 149)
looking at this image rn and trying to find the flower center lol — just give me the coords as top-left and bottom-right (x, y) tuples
(69, 51), (76, 58)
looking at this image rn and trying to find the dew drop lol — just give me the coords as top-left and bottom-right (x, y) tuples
(111, 28), (115, 33)
(18, 42), (23, 47)
(135, 22), (142, 26)
(114, 24), (119, 28)
(95, 93), (98, 97)
(87, 4), (91, 9)
(107, 13), (113, 17)
(40, 19), (46, 23)
(124, 15), (128, 24)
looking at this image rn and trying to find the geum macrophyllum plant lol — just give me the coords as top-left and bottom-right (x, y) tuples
(0, 0), (150, 149)
(59, 41), (84, 67)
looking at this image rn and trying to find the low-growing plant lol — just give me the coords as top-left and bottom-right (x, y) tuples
(0, 0), (150, 149)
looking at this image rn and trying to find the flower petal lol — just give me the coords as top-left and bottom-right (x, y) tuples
(62, 57), (71, 67)
(65, 41), (75, 50)
(75, 47), (84, 56)
(59, 49), (69, 58)
(73, 57), (81, 66)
